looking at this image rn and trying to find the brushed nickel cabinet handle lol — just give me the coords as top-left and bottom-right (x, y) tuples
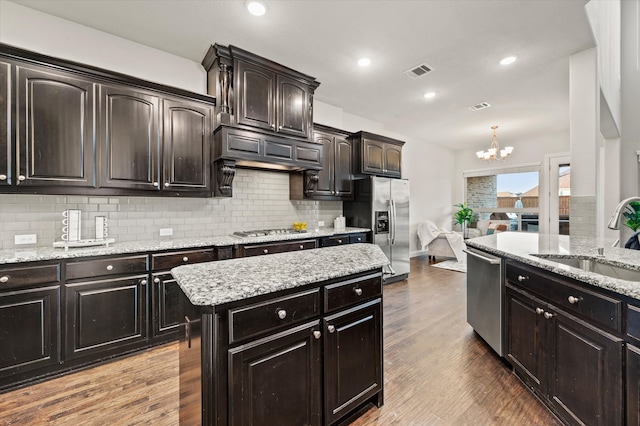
(313, 330), (321, 339)
(18, 175), (25, 181)
(140, 279), (147, 286)
(106, 265), (113, 271)
(154, 277), (161, 284)
(0, 276), (8, 283)
(568, 296), (581, 304)
(327, 325), (336, 333)
(535, 308), (544, 315)
(543, 312), (555, 319)
(263, 249), (269, 254)
(0, 174), (6, 181)
(153, 182), (159, 187)
(354, 288), (363, 296)
(183, 256), (189, 262)
(164, 182), (170, 187)
(299, 245), (304, 249)
(337, 239), (342, 244)
(277, 309), (287, 320)
(517, 275), (529, 282)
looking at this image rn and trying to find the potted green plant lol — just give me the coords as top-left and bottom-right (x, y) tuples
(453, 203), (474, 238)
(623, 201), (640, 232)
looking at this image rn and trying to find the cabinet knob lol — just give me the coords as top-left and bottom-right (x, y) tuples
(299, 245), (304, 249)
(517, 275), (529, 282)
(357, 237), (362, 242)
(271, 124), (275, 129)
(0, 174), (6, 181)
(18, 175), (26, 181)
(0, 275), (9, 283)
(276, 309), (287, 320)
(543, 312), (555, 320)
(263, 249), (269, 254)
(354, 287), (363, 296)
(183, 256), (189, 262)
(568, 295), (581, 304)
(164, 182), (170, 187)
(535, 308), (544, 315)
(278, 125), (283, 130)
(153, 182), (159, 187)
(338, 239), (342, 244)
(327, 325), (336, 333)
(313, 330), (321, 340)
(106, 265), (113, 271)
(140, 279), (147, 286)
(154, 277), (161, 284)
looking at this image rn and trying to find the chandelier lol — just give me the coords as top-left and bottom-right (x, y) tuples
(476, 126), (513, 161)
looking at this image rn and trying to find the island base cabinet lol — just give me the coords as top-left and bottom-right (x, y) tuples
(323, 298), (382, 425)
(228, 321), (322, 426)
(627, 345), (640, 425)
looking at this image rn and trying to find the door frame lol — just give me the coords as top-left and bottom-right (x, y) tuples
(545, 153), (570, 235)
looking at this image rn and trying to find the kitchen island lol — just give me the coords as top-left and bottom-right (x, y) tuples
(465, 232), (640, 426)
(172, 243), (389, 426)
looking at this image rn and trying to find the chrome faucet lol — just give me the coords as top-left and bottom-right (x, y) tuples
(607, 196), (640, 230)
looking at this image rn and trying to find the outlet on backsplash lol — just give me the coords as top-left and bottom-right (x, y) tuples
(15, 234), (37, 245)
(159, 228), (174, 236)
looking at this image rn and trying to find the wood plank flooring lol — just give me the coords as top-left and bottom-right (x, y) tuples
(0, 257), (560, 425)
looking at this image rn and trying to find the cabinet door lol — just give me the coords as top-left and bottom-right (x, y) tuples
(235, 61), (275, 131)
(276, 74), (310, 138)
(334, 137), (353, 197)
(627, 344), (640, 426)
(99, 85), (160, 190)
(324, 298), (382, 425)
(383, 144), (402, 177)
(0, 286), (60, 380)
(0, 61), (9, 186)
(228, 321), (321, 426)
(65, 275), (148, 359)
(151, 272), (197, 339)
(505, 287), (547, 394)
(312, 131), (334, 196)
(162, 98), (212, 192)
(549, 309), (623, 426)
(362, 139), (385, 175)
(16, 63), (96, 188)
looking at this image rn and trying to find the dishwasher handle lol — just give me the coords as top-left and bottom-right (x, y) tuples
(463, 248), (501, 265)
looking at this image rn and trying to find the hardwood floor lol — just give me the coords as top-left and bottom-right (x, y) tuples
(0, 257), (560, 425)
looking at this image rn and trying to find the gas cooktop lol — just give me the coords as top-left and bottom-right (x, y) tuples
(232, 229), (307, 238)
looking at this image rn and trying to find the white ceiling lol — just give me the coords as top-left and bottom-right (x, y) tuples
(10, 0), (595, 152)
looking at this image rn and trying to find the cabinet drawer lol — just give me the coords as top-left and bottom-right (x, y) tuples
(66, 255), (149, 280)
(324, 272), (382, 313)
(243, 239), (317, 257)
(0, 264), (60, 289)
(229, 288), (320, 344)
(349, 233), (368, 244)
(506, 262), (622, 333)
(320, 235), (349, 247)
(151, 249), (214, 271)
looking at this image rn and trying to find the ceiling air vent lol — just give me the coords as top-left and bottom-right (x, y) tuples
(468, 102), (491, 111)
(404, 63), (433, 79)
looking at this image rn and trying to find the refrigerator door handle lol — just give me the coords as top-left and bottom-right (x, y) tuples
(390, 199), (397, 244)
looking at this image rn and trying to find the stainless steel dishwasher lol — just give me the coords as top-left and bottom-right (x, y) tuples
(464, 247), (504, 356)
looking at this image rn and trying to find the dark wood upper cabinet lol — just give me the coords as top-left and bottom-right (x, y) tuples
(98, 84), (160, 191)
(235, 61), (275, 131)
(276, 74), (311, 138)
(0, 61), (9, 186)
(350, 131), (404, 178)
(15, 63), (96, 188)
(162, 98), (212, 192)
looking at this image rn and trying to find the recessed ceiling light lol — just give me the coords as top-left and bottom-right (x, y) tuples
(424, 92), (436, 99)
(500, 55), (518, 66)
(357, 57), (371, 67)
(246, 1), (267, 16)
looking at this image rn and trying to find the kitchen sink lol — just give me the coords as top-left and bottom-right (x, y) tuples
(534, 255), (640, 282)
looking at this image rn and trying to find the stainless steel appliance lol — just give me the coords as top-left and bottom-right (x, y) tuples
(464, 247), (504, 356)
(344, 176), (410, 283)
(232, 229), (307, 238)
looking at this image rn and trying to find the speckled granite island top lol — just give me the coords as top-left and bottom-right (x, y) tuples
(0, 227), (369, 265)
(465, 232), (640, 300)
(171, 243), (389, 307)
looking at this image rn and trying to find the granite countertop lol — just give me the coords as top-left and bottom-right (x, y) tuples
(465, 232), (640, 300)
(171, 243), (389, 307)
(0, 227), (370, 265)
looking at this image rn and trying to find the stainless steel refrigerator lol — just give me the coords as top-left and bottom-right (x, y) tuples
(344, 176), (410, 283)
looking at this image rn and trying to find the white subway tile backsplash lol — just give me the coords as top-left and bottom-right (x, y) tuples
(0, 169), (343, 249)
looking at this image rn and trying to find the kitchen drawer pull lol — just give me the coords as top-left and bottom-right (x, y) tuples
(354, 288), (363, 296)
(299, 245), (304, 249)
(535, 308), (544, 315)
(263, 249), (269, 254)
(313, 330), (321, 340)
(543, 312), (555, 320)
(17, 175), (25, 181)
(517, 275), (529, 282)
(164, 182), (170, 187)
(140, 279), (147, 286)
(0, 174), (6, 181)
(182, 256), (189, 262)
(154, 277), (161, 284)
(153, 181), (159, 187)
(106, 265), (113, 271)
(0, 275), (8, 283)
(568, 295), (581, 304)
(356, 237), (362, 242)
(327, 325), (336, 333)
(276, 309), (287, 320)
(462, 249), (501, 264)
(337, 239), (343, 244)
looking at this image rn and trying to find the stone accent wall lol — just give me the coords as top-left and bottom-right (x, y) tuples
(0, 169), (343, 250)
(466, 175), (497, 220)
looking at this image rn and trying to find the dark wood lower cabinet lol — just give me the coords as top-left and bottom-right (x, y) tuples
(228, 321), (322, 426)
(0, 286), (61, 380)
(65, 275), (148, 359)
(323, 298), (382, 425)
(627, 345), (640, 425)
(151, 272), (197, 339)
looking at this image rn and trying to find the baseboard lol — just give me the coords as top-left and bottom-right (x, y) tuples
(411, 249), (428, 258)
